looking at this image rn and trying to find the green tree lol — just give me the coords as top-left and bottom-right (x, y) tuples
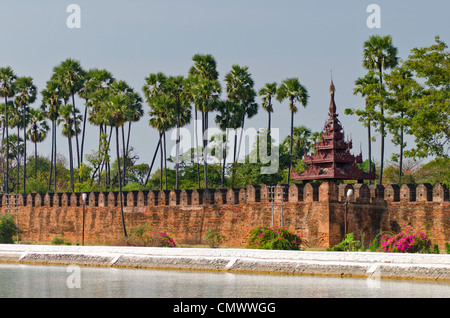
(362, 35), (399, 184)
(215, 100), (244, 188)
(83, 70), (116, 186)
(276, 77), (309, 184)
(79, 68), (115, 165)
(258, 82), (278, 134)
(224, 65), (258, 187)
(345, 71), (379, 182)
(165, 76), (191, 190)
(99, 80), (140, 237)
(57, 104), (81, 192)
(402, 36), (449, 158)
(41, 80), (64, 192)
(51, 59), (86, 169)
(14, 76), (37, 194)
(384, 66), (420, 183)
(280, 125), (312, 171)
(143, 72), (175, 190)
(0, 67), (17, 193)
(27, 108), (49, 179)
(188, 54), (220, 189)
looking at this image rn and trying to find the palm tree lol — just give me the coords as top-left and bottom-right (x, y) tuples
(8, 102), (25, 194)
(79, 68), (115, 165)
(106, 80), (143, 187)
(224, 65), (258, 187)
(83, 71), (116, 186)
(362, 35), (399, 184)
(189, 54), (219, 81)
(258, 82), (278, 133)
(41, 80), (63, 192)
(26, 108), (49, 178)
(14, 76), (37, 194)
(352, 71), (379, 184)
(188, 54), (221, 189)
(0, 67), (16, 193)
(165, 76), (191, 190)
(57, 104), (81, 192)
(215, 100), (244, 188)
(143, 72), (171, 189)
(99, 83), (137, 238)
(225, 65), (258, 162)
(276, 77), (309, 184)
(51, 59), (86, 169)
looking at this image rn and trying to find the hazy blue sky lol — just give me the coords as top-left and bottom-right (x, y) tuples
(0, 0), (448, 170)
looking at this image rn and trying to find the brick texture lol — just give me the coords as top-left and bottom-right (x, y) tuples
(1, 182), (448, 248)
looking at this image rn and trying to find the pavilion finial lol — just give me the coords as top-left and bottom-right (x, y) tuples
(330, 70), (335, 94)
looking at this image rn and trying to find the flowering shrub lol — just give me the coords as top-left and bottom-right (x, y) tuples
(378, 230), (433, 253)
(246, 226), (306, 250)
(128, 223), (176, 247)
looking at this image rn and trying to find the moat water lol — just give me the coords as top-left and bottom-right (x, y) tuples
(0, 263), (449, 298)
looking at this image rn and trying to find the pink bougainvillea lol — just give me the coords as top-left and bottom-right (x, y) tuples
(378, 230), (433, 253)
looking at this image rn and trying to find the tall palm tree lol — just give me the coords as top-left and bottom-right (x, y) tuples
(79, 68), (115, 165)
(215, 100), (243, 188)
(84, 72), (116, 186)
(352, 71), (379, 184)
(41, 80), (63, 192)
(14, 76), (37, 194)
(143, 72), (171, 189)
(57, 104), (81, 192)
(362, 35), (399, 184)
(225, 65), (258, 161)
(276, 77), (309, 184)
(224, 65), (258, 187)
(51, 59), (86, 169)
(147, 95), (176, 190)
(8, 102), (25, 194)
(26, 107), (49, 178)
(0, 67), (16, 193)
(99, 83), (136, 238)
(258, 82), (278, 133)
(106, 80), (143, 187)
(165, 76), (191, 190)
(188, 54), (221, 189)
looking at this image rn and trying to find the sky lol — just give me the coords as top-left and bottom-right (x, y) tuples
(0, 0), (448, 171)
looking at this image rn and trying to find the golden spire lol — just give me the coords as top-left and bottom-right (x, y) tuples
(330, 70), (336, 94)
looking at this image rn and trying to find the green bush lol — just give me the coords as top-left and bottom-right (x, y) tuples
(327, 233), (365, 252)
(0, 215), (20, 244)
(204, 228), (226, 248)
(246, 226), (306, 250)
(50, 236), (65, 245)
(445, 243), (450, 254)
(128, 223), (176, 247)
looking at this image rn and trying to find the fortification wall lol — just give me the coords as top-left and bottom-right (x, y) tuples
(0, 182), (448, 248)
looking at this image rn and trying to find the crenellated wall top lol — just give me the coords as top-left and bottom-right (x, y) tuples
(0, 183), (448, 208)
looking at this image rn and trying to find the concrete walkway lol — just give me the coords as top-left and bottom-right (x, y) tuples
(0, 244), (449, 281)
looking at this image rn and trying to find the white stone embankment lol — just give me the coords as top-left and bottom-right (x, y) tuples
(0, 244), (449, 281)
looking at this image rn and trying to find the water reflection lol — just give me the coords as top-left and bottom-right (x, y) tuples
(0, 264), (449, 298)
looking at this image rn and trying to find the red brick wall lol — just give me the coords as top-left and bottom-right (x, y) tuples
(1, 182), (448, 248)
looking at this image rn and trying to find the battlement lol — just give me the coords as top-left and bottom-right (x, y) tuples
(1, 183), (448, 209)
